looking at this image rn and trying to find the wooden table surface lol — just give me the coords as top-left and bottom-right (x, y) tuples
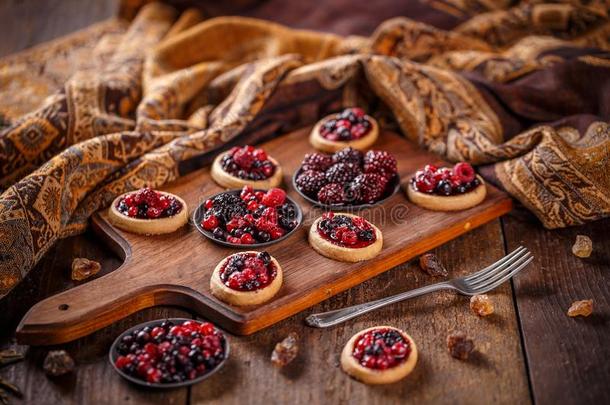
(1, 2), (609, 404)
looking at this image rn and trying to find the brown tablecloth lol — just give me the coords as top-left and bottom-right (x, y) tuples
(0, 1), (609, 297)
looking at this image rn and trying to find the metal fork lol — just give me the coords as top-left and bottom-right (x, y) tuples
(305, 246), (533, 328)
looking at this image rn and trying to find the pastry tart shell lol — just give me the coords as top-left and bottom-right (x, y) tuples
(308, 213), (383, 262)
(309, 114), (379, 153)
(210, 252), (283, 306)
(107, 191), (188, 235)
(406, 175), (487, 211)
(340, 326), (418, 385)
(211, 153), (283, 189)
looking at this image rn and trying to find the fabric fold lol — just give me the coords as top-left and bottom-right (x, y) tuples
(0, 1), (609, 298)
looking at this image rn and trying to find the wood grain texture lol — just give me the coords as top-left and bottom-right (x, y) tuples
(191, 221), (530, 405)
(503, 216), (610, 405)
(16, 129), (512, 344)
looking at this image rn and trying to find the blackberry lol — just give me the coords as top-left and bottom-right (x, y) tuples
(325, 163), (360, 184)
(332, 147), (363, 165)
(350, 173), (388, 203)
(295, 170), (327, 196)
(363, 150), (397, 179)
(209, 193), (247, 223)
(317, 183), (345, 205)
(301, 152), (332, 172)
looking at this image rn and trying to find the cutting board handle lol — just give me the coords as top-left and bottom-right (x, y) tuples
(16, 263), (150, 345)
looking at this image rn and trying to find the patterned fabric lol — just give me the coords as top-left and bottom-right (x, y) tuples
(0, 1), (609, 297)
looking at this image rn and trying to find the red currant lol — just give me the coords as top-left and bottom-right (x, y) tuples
(240, 233), (255, 244)
(202, 215), (219, 230)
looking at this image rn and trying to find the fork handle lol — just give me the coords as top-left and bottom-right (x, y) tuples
(305, 282), (451, 328)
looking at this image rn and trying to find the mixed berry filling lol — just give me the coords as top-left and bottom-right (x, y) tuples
(352, 328), (411, 370)
(116, 187), (183, 219)
(317, 212), (376, 248)
(219, 251), (277, 291)
(411, 162), (480, 196)
(220, 145), (276, 181)
(295, 147), (398, 205)
(200, 186), (298, 245)
(319, 107), (372, 141)
(114, 320), (226, 384)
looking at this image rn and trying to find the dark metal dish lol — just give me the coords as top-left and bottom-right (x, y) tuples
(193, 189), (303, 248)
(109, 318), (229, 389)
(291, 169), (401, 210)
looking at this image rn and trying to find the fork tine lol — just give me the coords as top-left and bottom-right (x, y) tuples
(467, 249), (529, 286)
(471, 256), (533, 294)
(469, 251), (532, 288)
(465, 246), (527, 282)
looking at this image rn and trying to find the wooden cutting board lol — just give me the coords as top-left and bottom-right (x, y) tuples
(16, 129), (512, 345)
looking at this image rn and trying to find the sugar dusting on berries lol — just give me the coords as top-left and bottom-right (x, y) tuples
(116, 188), (183, 219)
(411, 163), (480, 196)
(220, 145), (276, 181)
(201, 187), (298, 245)
(352, 328), (411, 370)
(295, 147), (397, 205)
(219, 251), (277, 291)
(317, 212), (376, 248)
(114, 319), (226, 384)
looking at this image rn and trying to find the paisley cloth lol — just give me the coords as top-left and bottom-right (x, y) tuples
(0, 1), (609, 297)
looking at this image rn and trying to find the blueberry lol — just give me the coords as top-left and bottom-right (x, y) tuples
(257, 231), (271, 243)
(212, 227), (226, 240)
(437, 180), (453, 196)
(257, 251), (271, 265)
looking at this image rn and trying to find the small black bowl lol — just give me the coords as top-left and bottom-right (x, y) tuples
(292, 169), (401, 210)
(109, 318), (229, 389)
(193, 189), (303, 248)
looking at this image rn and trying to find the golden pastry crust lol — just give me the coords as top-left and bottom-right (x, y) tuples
(107, 191), (188, 235)
(210, 252), (283, 306)
(406, 174), (487, 211)
(308, 213), (383, 262)
(211, 153), (283, 189)
(309, 113), (379, 153)
(340, 326), (418, 385)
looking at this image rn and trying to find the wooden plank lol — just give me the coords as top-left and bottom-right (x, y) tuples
(191, 220), (531, 404)
(503, 216), (610, 404)
(16, 130), (512, 344)
(0, 229), (188, 405)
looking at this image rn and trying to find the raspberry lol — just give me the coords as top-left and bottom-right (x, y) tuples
(325, 163), (360, 184)
(317, 183), (345, 205)
(233, 148), (255, 170)
(413, 170), (436, 193)
(332, 147), (363, 165)
(363, 150), (397, 179)
(350, 173), (388, 203)
(452, 162), (475, 183)
(261, 188), (286, 207)
(295, 170), (327, 196)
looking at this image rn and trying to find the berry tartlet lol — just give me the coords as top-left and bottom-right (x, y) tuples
(406, 163), (486, 211)
(308, 212), (383, 262)
(210, 251), (283, 306)
(211, 145), (283, 189)
(310, 107), (379, 152)
(195, 186), (301, 246)
(108, 187), (188, 235)
(111, 318), (228, 387)
(294, 147), (399, 208)
(340, 326), (418, 385)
